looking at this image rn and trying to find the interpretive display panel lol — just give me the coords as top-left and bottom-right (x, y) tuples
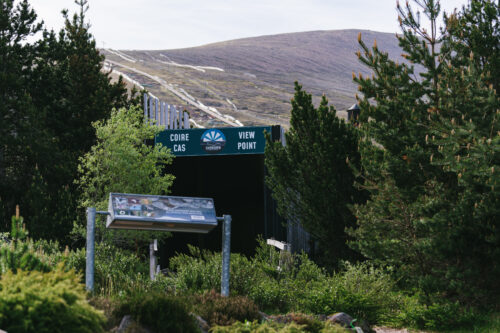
(106, 193), (217, 233)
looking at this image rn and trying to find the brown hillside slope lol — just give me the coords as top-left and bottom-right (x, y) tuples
(103, 29), (403, 127)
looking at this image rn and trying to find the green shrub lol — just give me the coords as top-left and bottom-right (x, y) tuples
(0, 268), (105, 333)
(248, 278), (294, 313)
(115, 291), (199, 333)
(192, 290), (260, 327)
(66, 242), (149, 295)
(394, 297), (484, 330)
(300, 263), (403, 323)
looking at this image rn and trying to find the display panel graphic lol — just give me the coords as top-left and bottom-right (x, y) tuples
(106, 193), (217, 233)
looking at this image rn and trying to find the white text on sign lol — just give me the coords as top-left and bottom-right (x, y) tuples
(238, 131), (256, 150)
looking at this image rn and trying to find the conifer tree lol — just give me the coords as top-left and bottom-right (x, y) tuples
(349, 0), (499, 305)
(0, 0), (133, 241)
(0, 0), (47, 233)
(265, 82), (364, 268)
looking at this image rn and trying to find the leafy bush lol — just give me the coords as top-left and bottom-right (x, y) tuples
(114, 291), (199, 333)
(192, 290), (260, 326)
(0, 267), (105, 333)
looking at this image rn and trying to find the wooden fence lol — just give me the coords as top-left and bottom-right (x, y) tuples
(143, 93), (190, 129)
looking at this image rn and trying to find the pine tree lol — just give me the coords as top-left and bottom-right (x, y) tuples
(265, 82), (364, 268)
(0, 0), (47, 232)
(1, 0), (133, 241)
(349, 0), (499, 306)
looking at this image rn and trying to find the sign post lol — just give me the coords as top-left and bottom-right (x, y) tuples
(220, 214), (231, 297)
(85, 207), (96, 292)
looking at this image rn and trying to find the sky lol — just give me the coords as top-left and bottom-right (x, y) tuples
(30, 0), (470, 50)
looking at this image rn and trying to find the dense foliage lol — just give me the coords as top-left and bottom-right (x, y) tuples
(265, 82), (364, 267)
(167, 240), (402, 324)
(349, 0), (499, 307)
(0, 0), (135, 241)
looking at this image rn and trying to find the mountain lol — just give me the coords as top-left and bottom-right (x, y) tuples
(103, 29), (403, 127)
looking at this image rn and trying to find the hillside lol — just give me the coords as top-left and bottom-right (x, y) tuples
(103, 29), (403, 127)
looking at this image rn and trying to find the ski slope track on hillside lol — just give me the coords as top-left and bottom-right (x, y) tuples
(158, 54), (225, 72)
(105, 59), (243, 127)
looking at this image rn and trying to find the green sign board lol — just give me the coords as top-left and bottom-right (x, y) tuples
(155, 126), (272, 157)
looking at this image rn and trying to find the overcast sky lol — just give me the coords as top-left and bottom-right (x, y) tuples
(30, 0), (470, 50)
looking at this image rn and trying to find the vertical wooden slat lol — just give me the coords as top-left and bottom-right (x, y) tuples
(143, 93), (148, 124)
(165, 103), (170, 129)
(158, 101), (162, 126)
(163, 103), (167, 129)
(169, 105), (175, 129)
(155, 98), (158, 123)
(149, 96), (154, 125)
(183, 111), (189, 129)
(173, 106), (179, 129)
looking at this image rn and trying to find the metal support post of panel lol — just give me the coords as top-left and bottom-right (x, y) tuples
(86, 207), (96, 292)
(149, 240), (157, 281)
(221, 214), (232, 297)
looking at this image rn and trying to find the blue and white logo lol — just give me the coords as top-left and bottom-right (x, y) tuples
(200, 129), (226, 153)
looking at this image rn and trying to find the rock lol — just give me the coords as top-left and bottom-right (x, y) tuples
(327, 312), (374, 333)
(192, 314), (210, 333)
(259, 311), (270, 321)
(327, 312), (355, 328)
(113, 315), (152, 333)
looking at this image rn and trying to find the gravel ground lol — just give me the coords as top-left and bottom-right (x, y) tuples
(374, 327), (425, 333)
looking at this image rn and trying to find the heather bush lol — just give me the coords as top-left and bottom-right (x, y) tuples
(0, 267), (105, 333)
(192, 290), (260, 327)
(114, 291), (199, 333)
(209, 320), (349, 333)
